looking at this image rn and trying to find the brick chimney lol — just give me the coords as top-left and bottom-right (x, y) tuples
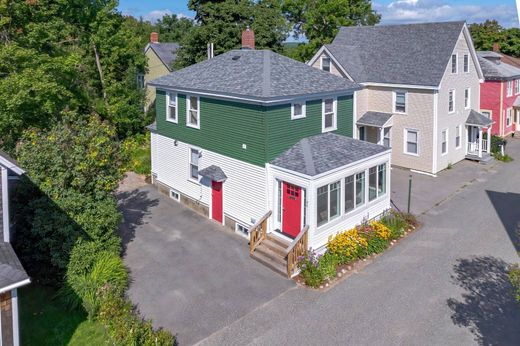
(493, 42), (500, 52)
(241, 27), (255, 50)
(150, 32), (159, 43)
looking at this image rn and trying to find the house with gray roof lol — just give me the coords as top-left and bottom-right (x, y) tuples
(478, 50), (520, 138)
(144, 32), (181, 110)
(147, 29), (391, 276)
(0, 151), (30, 346)
(309, 21), (490, 175)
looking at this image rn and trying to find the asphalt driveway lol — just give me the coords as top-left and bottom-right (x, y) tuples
(117, 179), (294, 345)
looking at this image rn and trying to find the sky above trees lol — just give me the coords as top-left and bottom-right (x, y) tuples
(119, 0), (519, 28)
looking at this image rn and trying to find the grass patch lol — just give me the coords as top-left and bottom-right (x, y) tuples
(20, 284), (108, 346)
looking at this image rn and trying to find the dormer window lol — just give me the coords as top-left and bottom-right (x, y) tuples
(321, 56), (331, 72)
(451, 54), (457, 74)
(291, 101), (306, 119)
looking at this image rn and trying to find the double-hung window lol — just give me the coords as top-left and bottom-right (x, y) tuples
(291, 101), (306, 119)
(441, 129), (448, 155)
(448, 90), (455, 113)
(322, 98), (337, 132)
(167, 92), (178, 123)
(383, 127), (391, 147)
(451, 54), (457, 74)
(507, 108), (513, 126)
(463, 54), (469, 73)
(187, 95), (200, 128)
(464, 88), (470, 109)
(394, 91), (406, 113)
(507, 81), (513, 97)
(316, 181), (340, 227)
(455, 125), (461, 149)
(189, 148), (199, 182)
(405, 129), (418, 155)
(321, 56), (331, 72)
(136, 73), (145, 89)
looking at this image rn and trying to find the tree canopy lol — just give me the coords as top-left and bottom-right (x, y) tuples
(469, 20), (520, 58)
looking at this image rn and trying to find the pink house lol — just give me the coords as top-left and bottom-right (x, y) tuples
(478, 51), (520, 137)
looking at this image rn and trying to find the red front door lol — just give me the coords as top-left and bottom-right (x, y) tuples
(212, 181), (223, 223)
(282, 182), (302, 238)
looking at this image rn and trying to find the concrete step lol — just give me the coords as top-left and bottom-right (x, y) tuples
(251, 244), (287, 277)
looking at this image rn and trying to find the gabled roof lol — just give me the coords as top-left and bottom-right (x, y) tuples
(0, 150), (24, 175)
(271, 133), (389, 177)
(478, 51), (520, 80)
(466, 110), (493, 127)
(311, 21), (481, 87)
(357, 111), (393, 127)
(0, 242), (29, 292)
(149, 49), (361, 104)
(145, 43), (180, 72)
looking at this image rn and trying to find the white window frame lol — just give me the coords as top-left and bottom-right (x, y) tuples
(463, 54), (469, 73)
(188, 147), (200, 183)
(404, 128), (419, 156)
(455, 124), (462, 149)
(507, 108), (513, 127)
(451, 53), (458, 74)
(322, 97), (337, 132)
(448, 89), (455, 114)
(166, 92), (178, 123)
(441, 128), (448, 156)
(169, 189), (181, 202)
(321, 56), (331, 72)
(481, 110), (492, 119)
(316, 180), (341, 227)
(515, 79), (520, 94)
(393, 90), (407, 114)
(507, 80), (513, 97)
(383, 127), (391, 148)
(291, 100), (306, 120)
(186, 95), (200, 129)
(464, 88), (470, 110)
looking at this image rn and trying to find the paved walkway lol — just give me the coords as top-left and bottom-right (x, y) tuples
(117, 181), (294, 346)
(198, 140), (520, 345)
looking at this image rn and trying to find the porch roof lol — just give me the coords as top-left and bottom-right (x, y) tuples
(0, 242), (29, 290)
(466, 110), (493, 127)
(198, 165), (227, 182)
(357, 111), (393, 127)
(270, 133), (389, 177)
(513, 96), (520, 108)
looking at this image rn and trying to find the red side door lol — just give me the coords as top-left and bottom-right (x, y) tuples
(282, 182), (302, 238)
(211, 181), (223, 223)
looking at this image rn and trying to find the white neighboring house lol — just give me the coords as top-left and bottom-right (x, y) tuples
(309, 21), (491, 175)
(147, 29), (392, 277)
(0, 151), (30, 346)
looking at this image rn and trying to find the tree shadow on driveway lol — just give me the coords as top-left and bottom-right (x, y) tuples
(447, 256), (520, 346)
(486, 190), (520, 253)
(116, 188), (159, 255)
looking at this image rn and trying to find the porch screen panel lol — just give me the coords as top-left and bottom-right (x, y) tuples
(369, 167), (377, 201)
(329, 181), (340, 220)
(345, 175), (355, 213)
(317, 186), (328, 226)
(377, 164), (386, 196)
(355, 172), (365, 206)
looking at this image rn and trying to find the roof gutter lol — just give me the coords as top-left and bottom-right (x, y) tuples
(361, 82), (439, 91)
(0, 278), (31, 294)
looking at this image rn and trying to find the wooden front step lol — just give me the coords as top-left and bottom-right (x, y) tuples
(250, 241), (287, 277)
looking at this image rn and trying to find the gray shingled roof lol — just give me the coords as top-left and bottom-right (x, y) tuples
(147, 43), (180, 71)
(146, 121), (157, 132)
(327, 21), (467, 86)
(0, 242), (29, 289)
(198, 165), (227, 182)
(149, 49), (360, 102)
(0, 150), (24, 174)
(477, 51), (520, 80)
(271, 133), (389, 176)
(357, 111), (393, 127)
(466, 110), (493, 127)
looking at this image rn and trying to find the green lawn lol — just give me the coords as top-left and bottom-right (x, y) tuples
(19, 285), (108, 346)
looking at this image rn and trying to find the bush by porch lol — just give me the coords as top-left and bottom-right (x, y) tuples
(297, 211), (418, 288)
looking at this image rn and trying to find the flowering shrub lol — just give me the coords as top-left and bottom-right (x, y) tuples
(370, 221), (391, 240)
(327, 229), (368, 264)
(297, 250), (324, 288)
(379, 210), (412, 239)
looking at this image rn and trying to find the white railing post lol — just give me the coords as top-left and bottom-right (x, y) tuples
(478, 127), (483, 158)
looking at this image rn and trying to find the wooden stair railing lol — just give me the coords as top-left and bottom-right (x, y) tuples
(284, 225), (309, 278)
(249, 211), (272, 254)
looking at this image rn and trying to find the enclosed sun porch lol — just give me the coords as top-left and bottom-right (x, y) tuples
(248, 133), (392, 277)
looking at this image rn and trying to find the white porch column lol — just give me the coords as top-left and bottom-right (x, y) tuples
(465, 126), (469, 155)
(478, 127), (483, 158)
(487, 126), (491, 154)
(2, 166), (9, 242)
(12, 288), (20, 346)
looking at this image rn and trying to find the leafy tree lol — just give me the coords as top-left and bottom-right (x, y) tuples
(283, 0), (380, 61)
(156, 13), (195, 43)
(175, 0), (289, 68)
(469, 20), (505, 52)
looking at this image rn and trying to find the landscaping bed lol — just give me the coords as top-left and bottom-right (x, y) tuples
(295, 210), (418, 290)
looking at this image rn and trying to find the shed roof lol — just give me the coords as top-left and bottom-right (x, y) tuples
(271, 133), (389, 177)
(150, 49), (360, 103)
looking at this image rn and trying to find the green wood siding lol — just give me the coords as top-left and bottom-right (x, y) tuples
(155, 90), (354, 166)
(156, 90), (266, 166)
(265, 95), (353, 161)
